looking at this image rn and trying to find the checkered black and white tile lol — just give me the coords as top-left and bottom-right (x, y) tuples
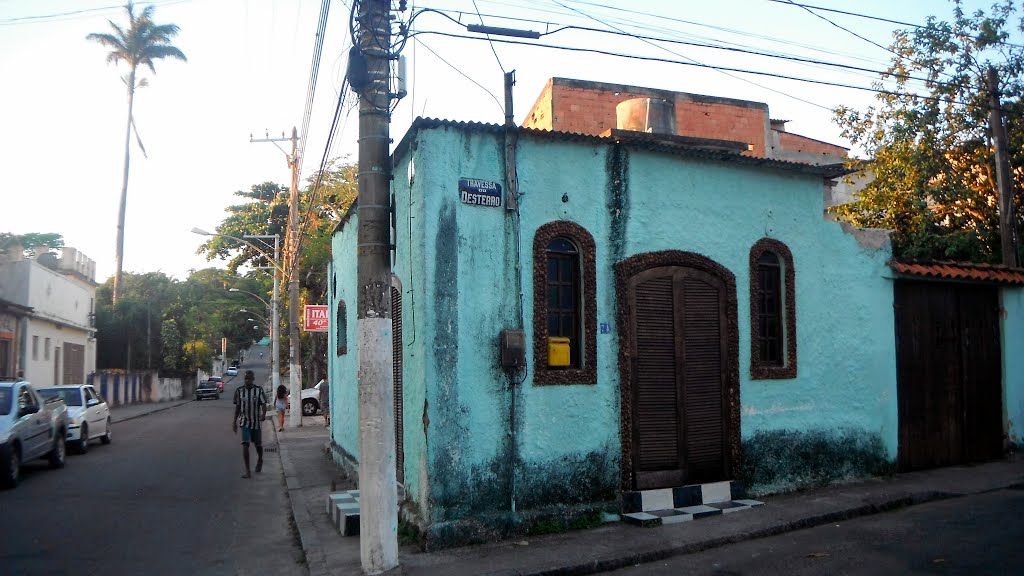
(621, 481), (763, 527)
(326, 490), (361, 536)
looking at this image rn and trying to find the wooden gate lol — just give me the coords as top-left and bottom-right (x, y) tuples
(628, 266), (730, 488)
(894, 281), (1003, 471)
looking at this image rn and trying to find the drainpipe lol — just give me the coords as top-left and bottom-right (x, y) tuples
(504, 70), (524, 515)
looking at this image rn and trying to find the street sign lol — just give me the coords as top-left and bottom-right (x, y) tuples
(303, 305), (329, 332)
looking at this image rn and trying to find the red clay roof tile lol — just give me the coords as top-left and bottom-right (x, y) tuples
(889, 260), (1024, 285)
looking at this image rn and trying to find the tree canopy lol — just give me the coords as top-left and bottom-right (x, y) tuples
(832, 0), (1023, 263)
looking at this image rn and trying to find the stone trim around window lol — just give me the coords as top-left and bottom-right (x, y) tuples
(749, 238), (797, 379)
(532, 220), (597, 385)
(614, 250), (741, 491)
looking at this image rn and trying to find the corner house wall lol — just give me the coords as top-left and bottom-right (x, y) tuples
(329, 220), (361, 469)
(1004, 287), (1024, 448)
(344, 122), (897, 548)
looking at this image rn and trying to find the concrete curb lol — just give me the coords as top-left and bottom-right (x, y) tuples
(274, 426), (329, 576)
(110, 400), (193, 424)
(515, 490), (962, 576)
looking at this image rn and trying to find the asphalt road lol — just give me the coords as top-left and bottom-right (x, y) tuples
(606, 487), (1024, 575)
(0, 353), (303, 576)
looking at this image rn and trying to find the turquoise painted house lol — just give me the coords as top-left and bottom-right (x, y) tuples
(327, 86), (1024, 547)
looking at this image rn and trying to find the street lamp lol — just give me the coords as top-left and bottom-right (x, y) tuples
(193, 228), (288, 420)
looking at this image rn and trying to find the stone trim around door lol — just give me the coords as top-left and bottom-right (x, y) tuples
(614, 250), (741, 491)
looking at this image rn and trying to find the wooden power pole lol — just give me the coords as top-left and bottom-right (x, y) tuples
(287, 127), (303, 428)
(988, 67), (1019, 267)
(250, 127), (303, 427)
(355, 0), (398, 572)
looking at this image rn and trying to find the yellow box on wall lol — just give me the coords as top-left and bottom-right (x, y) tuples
(548, 337), (571, 367)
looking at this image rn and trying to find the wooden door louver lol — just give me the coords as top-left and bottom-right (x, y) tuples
(391, 285), (404, 484)
(630, 267), (729, 489)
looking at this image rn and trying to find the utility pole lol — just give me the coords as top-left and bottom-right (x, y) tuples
(354, 0), (398, 572)
(988, 67), (1019, 267)
(251, 128), (303, 427)
(287, 127), (303, 428)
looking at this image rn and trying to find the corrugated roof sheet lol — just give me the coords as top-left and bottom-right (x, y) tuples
(889, 260), (1024, 285)
(393, 117), (853, 179)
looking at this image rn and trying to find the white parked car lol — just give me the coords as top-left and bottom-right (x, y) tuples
(299, 382), (322, 416)
(226, 367), (238, 377)
(37, 385), (111, 454)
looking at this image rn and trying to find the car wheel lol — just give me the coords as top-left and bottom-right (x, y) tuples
(101, 419), (112, 445)
(49, 435), (66, 469)
(302, 399), (318, 416)
(78, 424), (89, 454)
(0, 443), (19, 489)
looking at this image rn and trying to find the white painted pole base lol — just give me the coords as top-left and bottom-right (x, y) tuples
(288, 362), (302, 428)
(357, 317), (398, 574)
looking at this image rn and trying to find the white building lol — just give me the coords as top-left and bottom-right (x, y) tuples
(0, 245), (97, 386)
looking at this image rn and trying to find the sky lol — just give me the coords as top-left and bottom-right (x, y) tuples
(1, 0), (1014, 283)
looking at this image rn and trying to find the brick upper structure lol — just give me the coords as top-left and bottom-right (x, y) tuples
(522, 78), (847, 165)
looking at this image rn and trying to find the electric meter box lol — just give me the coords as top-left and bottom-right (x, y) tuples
(500, 329), (526, 368)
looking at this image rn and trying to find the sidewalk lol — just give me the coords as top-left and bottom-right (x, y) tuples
(109, 398), (193, 423)
(273, 423), (1024, 576)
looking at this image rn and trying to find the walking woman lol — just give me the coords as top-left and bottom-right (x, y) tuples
(275, 384), (288, 432)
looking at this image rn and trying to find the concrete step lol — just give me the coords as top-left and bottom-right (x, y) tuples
(621, 480), (763, 527)
(326, 485), (406, 537)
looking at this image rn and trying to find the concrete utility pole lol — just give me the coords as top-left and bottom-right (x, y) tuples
(250, 129), (303, 427)
(988, 67), (1019, 268)
(355, 0), (398, 572)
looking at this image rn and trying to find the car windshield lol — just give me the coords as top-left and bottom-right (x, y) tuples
(0, 386), (11, 416)
(200, 381), (217, 388)
(38, 388), (83, 406)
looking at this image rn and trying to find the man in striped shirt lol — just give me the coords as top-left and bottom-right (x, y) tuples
(233, 370), (267, 478)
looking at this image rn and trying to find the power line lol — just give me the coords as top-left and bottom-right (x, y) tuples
(768, 0), (1024, 49)
(547, 0), (830, 111)
(412, 30), (1003, 112)
(297, 0), (332, 179)
(473, 0), (506, 75)
(415, 37), (504, 116)
(0, 0), (191, 25)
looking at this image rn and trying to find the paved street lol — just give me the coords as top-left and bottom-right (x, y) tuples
(604, 487), (1024, 575)
(0, 358), (304, 576)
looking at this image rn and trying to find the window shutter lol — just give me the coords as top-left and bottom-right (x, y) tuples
(391, 285), (404, 484)
(633, 275), (680, 472)
(681, 276), (725, 481)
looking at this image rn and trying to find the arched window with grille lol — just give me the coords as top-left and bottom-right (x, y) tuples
(749, 238), (797, 379)
(533, 221), (597, 385)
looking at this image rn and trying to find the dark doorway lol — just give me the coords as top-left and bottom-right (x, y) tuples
(627, 266), (730, 489)
(894, 281), (1003, 471)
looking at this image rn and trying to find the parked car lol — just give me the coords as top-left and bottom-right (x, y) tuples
(226, 367), (238, 377)
(0, 380), (68, 489)
(195, 380), (220, 401)
(38, 385), (111, 454)
(208, 376), (224, 393)
(300, 382), (322, 416)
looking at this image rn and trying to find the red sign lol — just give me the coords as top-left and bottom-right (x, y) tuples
(303, 305), (329, 332)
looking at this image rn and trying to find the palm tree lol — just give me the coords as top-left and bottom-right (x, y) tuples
(88, 3), (186, 304)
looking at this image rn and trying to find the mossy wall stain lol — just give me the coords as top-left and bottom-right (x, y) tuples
(429, 441), (617, 517)
(741, 428), (894, 496)
(423, 447), (619, 550)
(429, 199), (471, 520)
(605, 144), (629, 266)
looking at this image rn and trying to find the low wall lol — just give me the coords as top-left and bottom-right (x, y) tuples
(87, 370), (185, 406)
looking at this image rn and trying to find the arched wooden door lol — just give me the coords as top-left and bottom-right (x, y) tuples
(628, 266), (730, 489)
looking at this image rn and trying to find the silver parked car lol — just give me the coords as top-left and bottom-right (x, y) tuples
(0, 381), (68, 489)
(38, 385), (111, 454)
